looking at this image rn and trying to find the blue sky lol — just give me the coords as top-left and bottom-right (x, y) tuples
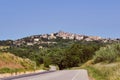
(0, 0), (120, 40)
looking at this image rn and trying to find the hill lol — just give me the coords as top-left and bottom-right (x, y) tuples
(12, 31), (120, 46)
(0, 52), (35, 73)
(0, 31), (120, 47)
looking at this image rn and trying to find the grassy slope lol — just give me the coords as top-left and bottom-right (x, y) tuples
(0, 52), (35, 73)
(81, 60), (120, 80)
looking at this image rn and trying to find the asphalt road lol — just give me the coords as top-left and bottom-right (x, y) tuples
(1, 70), (89, 80)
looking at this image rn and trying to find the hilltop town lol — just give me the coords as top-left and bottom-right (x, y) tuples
(12, 31), (120, 47)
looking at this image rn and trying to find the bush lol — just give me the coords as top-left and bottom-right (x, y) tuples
(0, 68), (10, 73)
(94, 43), (120, 63)
(43, 57), (51, 68)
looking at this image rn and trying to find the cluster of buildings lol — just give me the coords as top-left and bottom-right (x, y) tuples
(56, 31), (102, 41)
(13, 33), (57, 47)
(13, 31), (120, 47)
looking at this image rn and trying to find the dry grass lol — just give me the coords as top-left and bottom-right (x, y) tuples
(0, 52), (35, 73)
(94, 62), (120, 80)
(0, 46), (9, 49)
(0, 53), (23, 68)
(83, 61), (120, 80)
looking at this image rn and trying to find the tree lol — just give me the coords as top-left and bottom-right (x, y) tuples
(94, 43), (120, 63)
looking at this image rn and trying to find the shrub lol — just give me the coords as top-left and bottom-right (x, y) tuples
(0, 68), (12, 73)
(94, 43), (120, 63)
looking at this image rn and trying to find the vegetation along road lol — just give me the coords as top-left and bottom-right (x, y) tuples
(1, 69), (89, 80)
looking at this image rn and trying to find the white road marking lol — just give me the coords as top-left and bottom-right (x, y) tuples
(72, 70), (80, 80)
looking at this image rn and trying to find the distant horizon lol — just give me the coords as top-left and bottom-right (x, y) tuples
(0, 0), (120, 40)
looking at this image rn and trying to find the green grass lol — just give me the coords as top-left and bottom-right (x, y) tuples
(0, 67), (25, 74)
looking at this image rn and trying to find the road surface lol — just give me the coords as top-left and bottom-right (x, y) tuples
(1, 70), (89, 80)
